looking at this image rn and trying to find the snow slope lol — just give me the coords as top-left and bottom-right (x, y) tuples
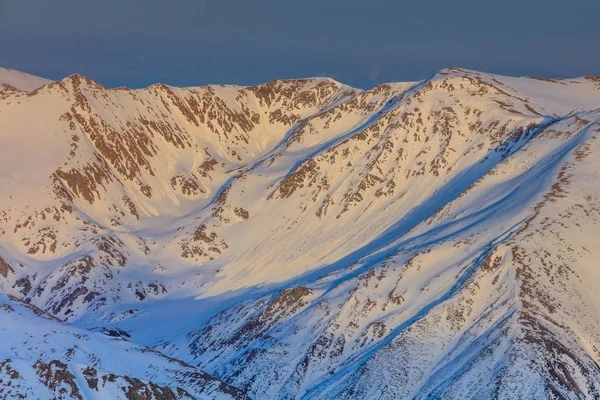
(0, 67), (599, 399)
(0, 294), (248, 399)
(0, 67), (52, 92)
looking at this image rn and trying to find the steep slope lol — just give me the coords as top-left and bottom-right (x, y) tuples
(0, 294), (247, 399)
(0, 73), (358, 321)
(176, 109), (600, 400)
(1, 67), (599, 399)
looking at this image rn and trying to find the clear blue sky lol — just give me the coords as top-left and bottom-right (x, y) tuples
(1, 0), (599, 88)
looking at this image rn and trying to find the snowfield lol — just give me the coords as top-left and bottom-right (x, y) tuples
(0, 66), (599, 399)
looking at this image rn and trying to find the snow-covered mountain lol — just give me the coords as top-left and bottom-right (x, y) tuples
(0, 67), (52, 93)
(1, 67), (599, 399)
(0, 294), (247, 399)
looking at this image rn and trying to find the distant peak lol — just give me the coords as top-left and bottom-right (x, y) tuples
(0, 67), (52, 92)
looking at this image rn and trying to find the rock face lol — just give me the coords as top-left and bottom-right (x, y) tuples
(1, 67), (600, 399)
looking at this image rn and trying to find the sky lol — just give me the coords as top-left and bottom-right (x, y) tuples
(1, 0), (599, 89)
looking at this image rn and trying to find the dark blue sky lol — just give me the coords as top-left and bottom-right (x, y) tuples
(1, 0), (599, 89)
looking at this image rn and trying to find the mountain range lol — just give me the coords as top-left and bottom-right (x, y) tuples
(1, 66), (599, 399)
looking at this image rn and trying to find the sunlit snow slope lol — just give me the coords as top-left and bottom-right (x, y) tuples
(0, 67), (52, 93)
(1, 67), (599, 399)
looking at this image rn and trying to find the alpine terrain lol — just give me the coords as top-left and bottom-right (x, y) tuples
(1, 65), (599, 399)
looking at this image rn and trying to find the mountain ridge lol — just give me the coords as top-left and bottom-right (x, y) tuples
(1, 66), (599, 399)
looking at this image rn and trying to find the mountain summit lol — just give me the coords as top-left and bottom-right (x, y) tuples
(1, 67), (599, 399)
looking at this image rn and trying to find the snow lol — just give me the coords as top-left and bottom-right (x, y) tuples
(1, 66), (600, 399)
(0, 67), (52, 92)
(0, 294), (245, 399)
